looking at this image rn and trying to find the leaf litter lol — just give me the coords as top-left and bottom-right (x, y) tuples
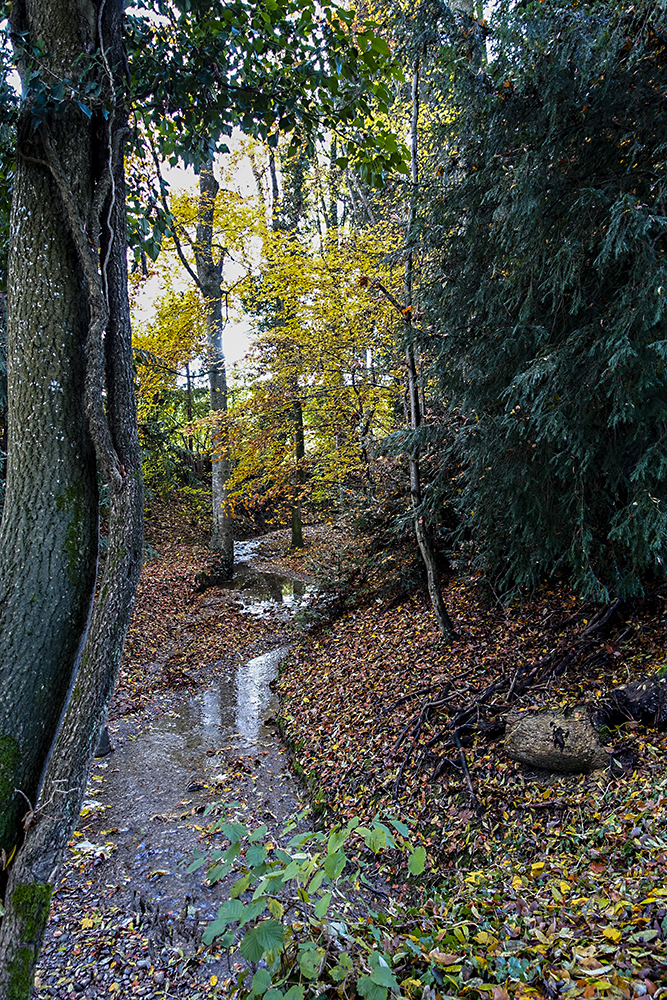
(32, 500), (667, 998)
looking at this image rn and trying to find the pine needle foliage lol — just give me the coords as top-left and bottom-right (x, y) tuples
(421, 0), (667, 598)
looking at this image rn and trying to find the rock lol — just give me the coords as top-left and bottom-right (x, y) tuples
(505, 707), (608, 773)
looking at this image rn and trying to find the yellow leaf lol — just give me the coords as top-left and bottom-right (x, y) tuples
(210, 975), (218, 987)
(465, 871), (485, 885)
(428, 949), (462, 966)
(80, 917), (94, 929)
(603, 927), (622, 943)
(511, 875), (523, 889)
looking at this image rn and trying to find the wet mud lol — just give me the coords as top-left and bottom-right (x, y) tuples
(33, 542), (312, 999)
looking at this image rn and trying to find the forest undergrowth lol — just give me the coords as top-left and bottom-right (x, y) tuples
(55, 498), (667, 1000)
(275, 528), (667, 1000)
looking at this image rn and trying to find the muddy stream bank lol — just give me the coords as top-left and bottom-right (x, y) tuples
(34, 541), (313, 1000)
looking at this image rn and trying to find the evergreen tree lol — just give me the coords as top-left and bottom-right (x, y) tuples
(421, 0), (667, 598)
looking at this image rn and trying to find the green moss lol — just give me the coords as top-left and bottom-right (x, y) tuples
(11, 883), (52, 941)
(0, 734), (20, 804)
(5, 884), (52, 999)
(6, 946), (32, 1000)
(0, 734), (20, 848)
(55, 483), (87, 583)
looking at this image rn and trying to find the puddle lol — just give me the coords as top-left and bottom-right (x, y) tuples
(48, 543), (311, 957)
(228, 540), (312, 617)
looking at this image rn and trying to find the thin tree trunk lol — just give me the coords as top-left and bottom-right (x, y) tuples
(404, 60), (455, 641)
(290, 397), (305, 549)
(195, 160), (233, 577)
(329, 136), (339, 229)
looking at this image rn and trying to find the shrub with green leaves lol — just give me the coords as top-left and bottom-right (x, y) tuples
(190, 810), (426, 999)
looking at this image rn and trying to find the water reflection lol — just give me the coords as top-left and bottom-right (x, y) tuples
(148, 540), (301, 763)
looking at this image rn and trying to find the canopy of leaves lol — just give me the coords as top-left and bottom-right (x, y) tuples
(419, 0), (667, 599)
(227, 223), (404, 521)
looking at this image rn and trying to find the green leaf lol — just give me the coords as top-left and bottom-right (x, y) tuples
(388, 819), (410, 838)
(249, 824), (268, 842)
(308, 869), (326, 893)
(357, 975), (388, 1000)
(314, 891), (332, 918)
(323, 850), (346, 879)
(407, 847), (426, 875)
(298, 943), (325, 979)
(217, 898), (246, 924)
(330, 952), (353, 982)
(282, 988), (305, 1000)
(327, 828), (347, 854)
(370, 966), (399, 990)
(252, 968), (272, 995)
(230, 874), (251, 898)
(202, 918), (229, 946)
(366, 827), (386, 853)
(247, 844), (268, 868)
(240, 920), (285, 963)
(222, 822), (249, 842)
(206, 861), (232, 884)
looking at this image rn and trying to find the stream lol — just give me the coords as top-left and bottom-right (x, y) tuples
(34, 542), (313, 999)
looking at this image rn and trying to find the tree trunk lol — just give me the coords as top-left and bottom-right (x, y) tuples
(0, 0), (101, 866)
(404, 60), (455, 642)
(195, 160), (233, 577)
(290, 397), (305, 549)
(0, 2), (143, 993)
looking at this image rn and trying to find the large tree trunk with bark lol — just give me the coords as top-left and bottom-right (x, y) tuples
(0, 2), (143, 994)
(195, 160), (233, 577)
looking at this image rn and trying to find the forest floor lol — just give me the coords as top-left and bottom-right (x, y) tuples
(33, 497), (667, 1000)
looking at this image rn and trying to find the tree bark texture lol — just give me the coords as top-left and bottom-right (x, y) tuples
(290, 397), (305, 549)
(0, 0), (100, 864)
(0, 2), (143, 994)
(404, 61), (455, 642)
(195, 160), (233, 576)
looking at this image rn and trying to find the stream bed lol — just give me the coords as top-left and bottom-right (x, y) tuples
(34, 542), (313, 999)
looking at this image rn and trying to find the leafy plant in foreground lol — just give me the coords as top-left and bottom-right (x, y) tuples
(189, 811), (426, 999)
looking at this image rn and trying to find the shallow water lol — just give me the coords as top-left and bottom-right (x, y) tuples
(77, 544), (310, 921)
(226, 540), (310, 617)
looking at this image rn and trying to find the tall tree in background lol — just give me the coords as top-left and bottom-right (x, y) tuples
(403, 56), (455, 639)
(195, 161), (234, 572)
(270, 145), (310, 548)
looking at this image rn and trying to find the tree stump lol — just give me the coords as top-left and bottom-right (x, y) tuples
(505, 707), (608, 773)
(600, 674), (667, 730)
